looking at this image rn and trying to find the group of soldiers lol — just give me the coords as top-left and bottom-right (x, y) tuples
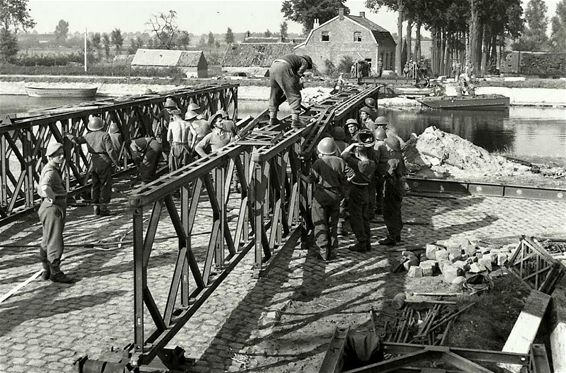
(307, 97), (407, 261)
(37, 97), (237, 283)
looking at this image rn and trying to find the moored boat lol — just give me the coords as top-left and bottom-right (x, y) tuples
(25, 85), (98, 98)
(417, 94), (510, 111)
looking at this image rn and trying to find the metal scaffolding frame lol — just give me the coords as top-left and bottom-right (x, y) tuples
(0, 84), (238, 225)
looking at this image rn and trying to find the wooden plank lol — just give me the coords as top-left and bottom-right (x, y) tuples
(503, 290), (551, 354)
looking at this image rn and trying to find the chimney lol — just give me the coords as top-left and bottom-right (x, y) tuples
(339, 8), (344, 20)
(360, 11), (365, 18)
(313, 18), (320, 29)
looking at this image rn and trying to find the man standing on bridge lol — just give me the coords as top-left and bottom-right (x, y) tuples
(168, 110), (196, 171)
(37, 142), (75, 283)
(268, 54), (313, 129)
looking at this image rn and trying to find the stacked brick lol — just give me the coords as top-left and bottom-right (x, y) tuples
(401, 238), (517, 286)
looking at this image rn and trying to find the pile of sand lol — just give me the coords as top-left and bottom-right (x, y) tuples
(404, 127), (532, 179)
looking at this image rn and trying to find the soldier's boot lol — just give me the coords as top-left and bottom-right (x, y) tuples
(93, 204), (101, 216)
(49, 259), (76, 284)
(291, 113), (305, 129)
(39, 249), (50, 280)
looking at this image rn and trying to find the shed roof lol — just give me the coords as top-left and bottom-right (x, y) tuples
(131, 49), (205, 67)
(222, 43), (295, 67)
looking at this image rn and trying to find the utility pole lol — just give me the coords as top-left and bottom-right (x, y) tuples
(84, 28), (88, 73)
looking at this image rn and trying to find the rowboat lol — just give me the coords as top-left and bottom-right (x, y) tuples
(417, 94), (510, 111)
(25, 86), (98, 98)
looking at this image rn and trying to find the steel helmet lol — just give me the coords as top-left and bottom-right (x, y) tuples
(374, 116), (389, 126)
(345, 118), (359, 127)
(317, 137), (338, 155)
(109, 122), (120, 134)
(364, 97), (377, 109)
(354, 130), (375, 147)
(384, 135), (401, 151)
(164, 97), (178, 109)
(87, 116), (104, 131)
(185, 110), (198, 120)
(359, 106), (372, 115)
(188, 102), (201, 111)
(46, 142), (63, 157)
(331, 126), (346, 141)
(302, 55), (313, 69)
(374, 127), (386, 141)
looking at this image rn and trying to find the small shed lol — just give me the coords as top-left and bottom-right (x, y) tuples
(131, 49), (208, 78)
(221, 43), (295, 77)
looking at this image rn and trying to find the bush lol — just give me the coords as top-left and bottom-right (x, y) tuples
(502, 51), (566, 78)
(337, 56), (354, 74)
(324, 59), (338, 78)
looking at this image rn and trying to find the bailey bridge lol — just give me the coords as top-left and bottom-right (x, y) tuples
(0, 83), (563, 373)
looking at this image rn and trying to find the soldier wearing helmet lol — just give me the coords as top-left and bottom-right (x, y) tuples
(372, 127), (387, 216)
(359, 106), (377, 131)
(341, 134), (377, 252)
(363, 97), (379, 120)
(344, 118), (359, 144)
(268, 54), (314, 129)
(303, 137), (349, 261)
(108, 121), (123, 154)
(376, 133), (407, 246)
(66, 116), (119, 216)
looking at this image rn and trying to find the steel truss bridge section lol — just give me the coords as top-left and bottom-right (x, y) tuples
(0, 84), (238, 226)
(75, 85), (381, 372)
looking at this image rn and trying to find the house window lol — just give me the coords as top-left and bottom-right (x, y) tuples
(354, 32), (362, 42)
(321, 31), (330, 42)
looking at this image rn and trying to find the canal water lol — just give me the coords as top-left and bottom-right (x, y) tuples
(1, 95), (565, 161)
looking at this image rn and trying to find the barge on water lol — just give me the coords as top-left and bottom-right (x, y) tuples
(417, 94), (510, 111)
(25, 85), (98, 98)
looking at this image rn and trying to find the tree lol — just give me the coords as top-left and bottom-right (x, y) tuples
(514, 0), (548, 50)
(136, 35), (144, 49)
(264, 29), (272, 37)
(282, 0), (349, 34)
(127, 39), (138, 54)
(0, 29), (18, 61)
(207, 31), (215, 46)
(280, 21), (289, 41)
(147, 10), (179, 49)
(91, 32), (102, 59)
(111, 28), (124, 53)
(176, 30), (190, 49)
(0, 0), (35, 61)
(199, 35), (207, 46)
(54, 19), (69, 43)
(102, 33), (110, 58)
(550, 0), (566, 52)
(225, 27), (234, 44)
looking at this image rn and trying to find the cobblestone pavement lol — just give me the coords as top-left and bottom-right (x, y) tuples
(0, 179), (565, 372)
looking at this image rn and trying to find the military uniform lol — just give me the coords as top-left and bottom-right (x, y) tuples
(130, 137), (162, 184)
(70, 127), (118, 214)
(309, 154), (348, 260)
(343, 149), (376, 252)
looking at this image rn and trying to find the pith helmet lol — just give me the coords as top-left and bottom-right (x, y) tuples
(364, 97), (377, 109)
(317, 137), (338, 155)
(331, 126), (346, 141)
(385, 135), (401, 151)
(46, 142), (63, 157)
(302, 55), (313, 69)
(188, 102), (201, 111)
(374, 127), (386, 141)
(185, 110), (198, 120)
(354, 130), (375, 147)
(88, 116), (104, 131)
(164, 97), (178, 109)
(374, 116), (389, 126)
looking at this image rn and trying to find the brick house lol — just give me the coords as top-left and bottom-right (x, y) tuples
(293, 8), (396, 75)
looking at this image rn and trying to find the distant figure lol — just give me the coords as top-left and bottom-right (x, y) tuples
(376, 58), (383, 78)
(37, 142), (75, 283)
(66, 116), (119, 216)
(130, 136), (162, 185)
(269, 54), (313, 128)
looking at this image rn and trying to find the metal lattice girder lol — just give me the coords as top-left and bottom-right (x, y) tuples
(0, 84), (239, 225)
(507, 236), (565, 295)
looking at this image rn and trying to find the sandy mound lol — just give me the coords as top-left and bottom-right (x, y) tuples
(404, 127), (545, 181)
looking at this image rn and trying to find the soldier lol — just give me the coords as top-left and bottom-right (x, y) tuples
(341, 131), (376, 252)
(195, 118), (234, 158)
(373, 127), (387, 216)
(37, 142), (75, 283)
(108, 121), (123, 154)
(130, 136), (163, 185)
(66, 116), (119, 216)
(344, 118), (359, 144)
(186, 109), (210, 148)
(364, 97), (379, 120)
(167, 110), (195, 171)
(269, 54), (313, 128)
(331, 126), (348, 153)
(378, 135), (407, 246)
(359, 107), (377, 131)
(307, 137), (349, 261)
(188, 102), (207, 120)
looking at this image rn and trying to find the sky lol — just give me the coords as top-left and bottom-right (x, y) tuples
(27, 0), (560, 36)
